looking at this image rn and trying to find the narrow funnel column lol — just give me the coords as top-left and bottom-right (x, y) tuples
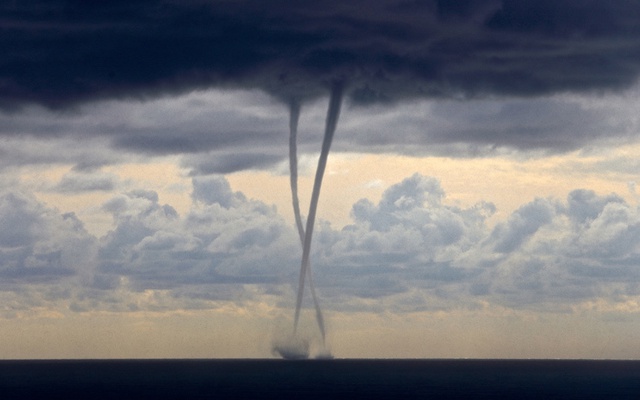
(288, 100), (327, 344)
(293, 82), (344, 333)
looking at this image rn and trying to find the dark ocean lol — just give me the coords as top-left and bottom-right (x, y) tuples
(1, 359), (639, 399)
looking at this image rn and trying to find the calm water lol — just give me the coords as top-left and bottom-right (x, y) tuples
(1, 359), (639, 399)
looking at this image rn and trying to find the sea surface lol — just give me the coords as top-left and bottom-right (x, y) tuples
(1, 359), (639, 399)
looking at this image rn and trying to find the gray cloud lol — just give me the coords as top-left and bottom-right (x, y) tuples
(313, 174), (493, 308)
(488, 198), (557, 253)
(470, 189), (640, 310)
(0, 90), (291, 172)
(3, 88), (639, 174)
(3, 173), (640, 314)
(307, 179), (640, 313)
(52, 171), (119, 193)
(96, 176), (299, 293)
(338, 91), (640, 156)
(0, 190), (95, 287)
(184, 152), (284, 175)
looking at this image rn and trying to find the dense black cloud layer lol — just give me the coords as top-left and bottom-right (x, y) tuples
(3, 0), (640, 109)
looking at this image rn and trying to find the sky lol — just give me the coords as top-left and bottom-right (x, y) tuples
(2, 0), (640, 359)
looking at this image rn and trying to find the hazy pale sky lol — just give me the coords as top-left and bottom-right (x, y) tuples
(2, 0), (640, 359)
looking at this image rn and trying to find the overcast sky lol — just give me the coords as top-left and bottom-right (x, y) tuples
(2, 0), (640, 359)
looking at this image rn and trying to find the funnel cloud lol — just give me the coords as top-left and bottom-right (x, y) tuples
(288, 99), (327, 348)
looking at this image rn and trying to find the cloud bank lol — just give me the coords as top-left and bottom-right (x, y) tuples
(2, 87), (640, 175)
(2, 174), (640, 318)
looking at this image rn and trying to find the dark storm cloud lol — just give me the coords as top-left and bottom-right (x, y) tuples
(3, 0), (640, 110)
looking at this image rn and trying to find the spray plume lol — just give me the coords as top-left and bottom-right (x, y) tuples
(288, 100), (327, 344)
(293, 82), (344, 335)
